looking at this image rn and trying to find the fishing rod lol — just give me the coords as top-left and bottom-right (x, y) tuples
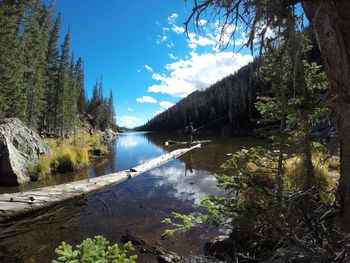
(192, 115), (229, 132)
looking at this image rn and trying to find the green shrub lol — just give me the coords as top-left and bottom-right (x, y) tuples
(53, 236), (137, 263)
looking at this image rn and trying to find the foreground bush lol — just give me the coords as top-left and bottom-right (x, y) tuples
(163, 147), (347, 262)
(53, 236), (137, 263)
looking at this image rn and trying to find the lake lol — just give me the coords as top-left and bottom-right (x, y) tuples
(0, 132), (264, 262)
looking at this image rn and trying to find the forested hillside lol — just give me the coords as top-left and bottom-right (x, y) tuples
(0, 0), (115, 136)
(138, 61), (262, 134)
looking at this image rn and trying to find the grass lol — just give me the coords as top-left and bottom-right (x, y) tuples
(283, 151), (338, 201)
(29, 132), (109, 179)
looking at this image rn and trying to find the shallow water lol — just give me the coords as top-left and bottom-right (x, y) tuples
(0, 132), (264, 262)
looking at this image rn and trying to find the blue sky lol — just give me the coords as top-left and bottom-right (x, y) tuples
(48, 0), (253, 128)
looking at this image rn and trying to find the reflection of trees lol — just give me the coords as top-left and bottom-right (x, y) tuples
(185, 152), (193, 175)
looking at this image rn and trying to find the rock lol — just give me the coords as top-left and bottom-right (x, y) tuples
(0, 118), (51, 186)
(204, 235), (235, 257)
(101, 128), (118, 144)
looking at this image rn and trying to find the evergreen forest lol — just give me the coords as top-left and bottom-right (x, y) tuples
(0, 0), (116, 136)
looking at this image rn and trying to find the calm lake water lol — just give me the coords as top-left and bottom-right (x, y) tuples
(0, 132), (264, 262)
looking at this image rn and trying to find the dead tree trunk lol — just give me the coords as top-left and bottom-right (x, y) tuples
(302, 0), (350, 207)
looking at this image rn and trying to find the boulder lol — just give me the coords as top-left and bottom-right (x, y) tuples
(0, 118), (51, 186)
(204, 235), (235, 257)
(101, 128), (118, 144)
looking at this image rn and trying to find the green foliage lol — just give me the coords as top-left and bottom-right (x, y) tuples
(75, 57), (87, 116)
(162, 212), (204, 238)
(0, 1), (26, 121)
(45, 13), (61, 132)
(53, 236), (137, 263)
(21, 0), (49, 129)
(87, 78), (115, 131)
(163, 146), (338, 260)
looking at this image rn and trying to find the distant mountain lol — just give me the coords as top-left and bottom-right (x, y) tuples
(137, 60), (264, 135)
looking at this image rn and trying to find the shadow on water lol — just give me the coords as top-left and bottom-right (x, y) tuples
(0, 132), (265, 262)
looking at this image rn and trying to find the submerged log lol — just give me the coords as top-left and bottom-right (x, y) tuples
(121, 230), (182, 262)
(0, 144), (201, 222)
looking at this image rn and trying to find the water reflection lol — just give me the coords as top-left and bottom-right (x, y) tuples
(0, 132), (264, 262)
(150, 162), (217, 206)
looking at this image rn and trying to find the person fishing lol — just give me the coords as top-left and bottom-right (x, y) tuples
(185, 122), (195, 146)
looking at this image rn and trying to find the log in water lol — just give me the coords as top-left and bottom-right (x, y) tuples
(0, 144), (201, 222)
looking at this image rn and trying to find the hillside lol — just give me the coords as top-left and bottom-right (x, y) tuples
(137, 61), (263, 135)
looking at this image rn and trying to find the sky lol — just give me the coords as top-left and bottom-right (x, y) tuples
(48, 0), (253, 128)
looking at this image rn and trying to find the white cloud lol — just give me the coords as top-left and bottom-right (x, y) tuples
(166, 41), (174, 49)
(160, 101), (174, 109)
(144, 65), (153, 72)
(167, 13), (179, 24)
(198, 19), (208, 25)
(119, 116), (139, 126)
(136, 68), (142, 73)
(154, 110), (164, 116)
(187, 32), (216, 50)
(168, 53), (178, 60)
(172, 25), (185, 34)
(167, 12), (184, 34)
(148, 51), (253, 98)
(154, 100), (174, 116)
(136, 95), (157, 103)
(127, 107), (134, 111)
(156, 34), (168, 44)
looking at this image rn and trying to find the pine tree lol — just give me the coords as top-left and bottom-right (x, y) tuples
(107, 88), (115, 127)
(62, 54), (78, 133)
(88, 76), (104, 130)
(45, 12), (61, 133)
(88, 79), (99, 129)
(97, 76), (103, 129)
(57, 27), (70, 137)
(21, 0), (49, 129)
(75, 57), (86, 116)
(0, 1), (26, 120)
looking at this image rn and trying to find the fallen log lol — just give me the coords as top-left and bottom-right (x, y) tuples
(0, 144), (201, 222)
(165, 140), (212, 146)
(121, 230), (182, 263)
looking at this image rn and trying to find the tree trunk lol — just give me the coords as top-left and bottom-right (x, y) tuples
(286, 10), (315, 189)
(302, 0), (350, 207)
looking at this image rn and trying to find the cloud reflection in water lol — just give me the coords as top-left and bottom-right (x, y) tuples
(150, 163), (218, 206)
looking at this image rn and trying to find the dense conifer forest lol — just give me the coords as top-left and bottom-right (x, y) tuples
(0, 0), (115, 136)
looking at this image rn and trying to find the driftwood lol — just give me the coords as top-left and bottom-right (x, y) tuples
(165, 140), (212, 146)
(122, 230), (182, 263)
(0, 144), (201, 222)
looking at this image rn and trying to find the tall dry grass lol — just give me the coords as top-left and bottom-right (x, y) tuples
(29, 132), (108, 179)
